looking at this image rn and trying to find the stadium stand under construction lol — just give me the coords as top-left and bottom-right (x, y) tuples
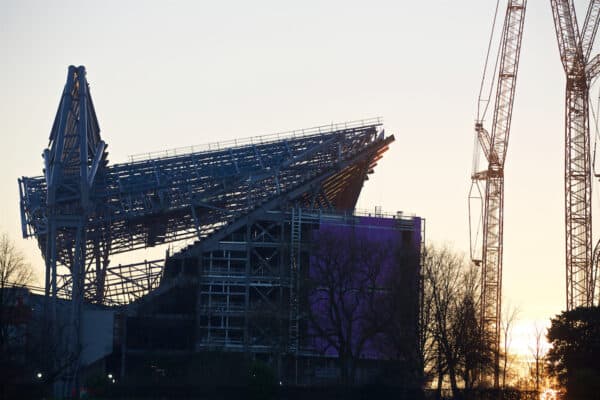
(16, 66), (423, 390)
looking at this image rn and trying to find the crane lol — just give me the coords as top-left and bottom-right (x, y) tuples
(550, 0), (600, 310)
(469, 0), (526, 387)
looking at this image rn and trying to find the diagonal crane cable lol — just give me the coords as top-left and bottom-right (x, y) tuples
(477, 0), (504, 124)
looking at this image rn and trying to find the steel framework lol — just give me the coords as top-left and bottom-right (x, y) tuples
(123, 209), (423, 384)
(19, 66), (394, 391)
(20, 70), (392, 306)
(550, 0), (600, 310)
(470, 0), (526, 387)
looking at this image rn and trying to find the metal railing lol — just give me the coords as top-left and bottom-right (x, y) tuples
(128, 117), (383, 162)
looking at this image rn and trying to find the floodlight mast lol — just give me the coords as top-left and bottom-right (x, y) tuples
(469, 0), (526, 387)
(550, 0), (600, 310)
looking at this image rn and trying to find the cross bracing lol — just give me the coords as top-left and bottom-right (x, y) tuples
(19, 66), (394, 307)
(126, 209), (422, 359)
(52, 260), (164, 306)
(21, 120), (386, 255)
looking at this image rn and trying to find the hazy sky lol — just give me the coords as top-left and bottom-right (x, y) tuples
(0, 0), (594, 354)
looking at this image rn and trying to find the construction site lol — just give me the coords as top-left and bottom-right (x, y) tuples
(11, 65), (423, 396)
(6, 0), (600, 399)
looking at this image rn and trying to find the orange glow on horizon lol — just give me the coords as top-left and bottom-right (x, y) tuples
(540, 388), (557, 400)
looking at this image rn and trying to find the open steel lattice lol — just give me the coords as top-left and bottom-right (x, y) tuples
(19, 66), (394, 307)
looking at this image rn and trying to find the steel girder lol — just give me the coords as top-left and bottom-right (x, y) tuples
(19, 66), (393, 307)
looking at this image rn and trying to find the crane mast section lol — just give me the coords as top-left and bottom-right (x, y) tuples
(551, 0), (581, 72)
(581, 1), (600, 62)
(489, 0), (527, 168)
(478, 0), (526, 387)
(550, 0), (600, 309)
(564, 84), (593, 309)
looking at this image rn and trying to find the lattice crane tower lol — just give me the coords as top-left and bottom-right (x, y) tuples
(470, 0), (526, 387)
(550, 0), (600, 310)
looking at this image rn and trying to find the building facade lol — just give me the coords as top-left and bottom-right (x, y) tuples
(120, 209), (423, 385)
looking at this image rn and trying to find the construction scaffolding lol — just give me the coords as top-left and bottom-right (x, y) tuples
(18, 66), (398, 391)
(123, 209), (423, 383)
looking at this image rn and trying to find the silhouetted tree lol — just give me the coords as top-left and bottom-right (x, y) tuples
(0, 234), (36, 397)
(376, 233), (422, 388)
(0, 233), (35, 345)
(306, 225), (418, 385)
(421, 245), (493, 399)
(455, 293), (486, 391)
(418, 250), (438, 388)
(500, 304), (519, 388)
(546, 307), (600, 400)
(528, 323), (546, 393)
(26, 310), (80, 393)
(0, 234), (81, 397)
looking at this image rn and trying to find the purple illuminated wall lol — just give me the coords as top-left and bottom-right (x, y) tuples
(306, 215), (421, 360)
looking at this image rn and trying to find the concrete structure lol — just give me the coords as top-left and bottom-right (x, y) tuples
(120, 209), (423, 384)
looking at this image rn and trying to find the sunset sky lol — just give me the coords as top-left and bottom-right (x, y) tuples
(1, 0), (596, 358)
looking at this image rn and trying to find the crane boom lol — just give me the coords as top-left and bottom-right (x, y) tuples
(582, 1), (600, 61)
(550, 0), (600, 310)
(471, 0), (526, 387)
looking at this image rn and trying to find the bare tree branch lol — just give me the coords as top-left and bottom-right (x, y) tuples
(501, 303), (520, 388)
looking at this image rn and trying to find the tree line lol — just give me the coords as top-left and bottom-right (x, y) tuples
(6, 229), (592, 399)
(305, 229), (543, 397)
(304, 225), (498, 394)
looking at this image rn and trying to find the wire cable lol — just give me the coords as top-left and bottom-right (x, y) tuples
(477, 0), (503, 122)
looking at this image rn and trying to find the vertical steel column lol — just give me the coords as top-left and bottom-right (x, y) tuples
(550, 0), (600, 309)
(68, 222), (86, 396)
(481, 173), (504, 387)
(472, 1), (526, 387)
(244, 223), (251, 353)
(564, 77), (593, 308)
(289, 208), (301, 383)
